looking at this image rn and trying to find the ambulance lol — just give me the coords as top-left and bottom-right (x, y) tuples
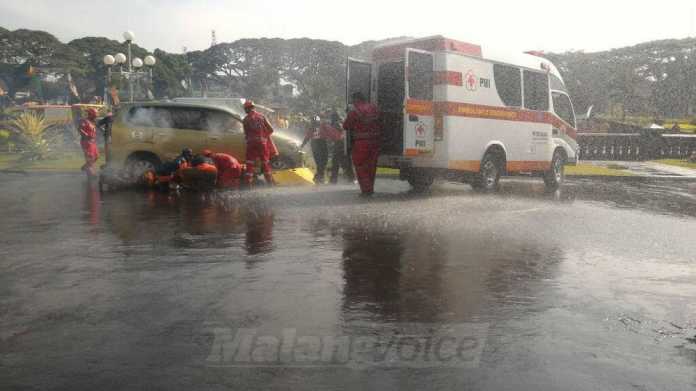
(346, 36), (579, 191)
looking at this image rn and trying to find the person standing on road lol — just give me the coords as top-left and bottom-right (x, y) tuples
(327, 110), (354, 184)
(343, 92), (381, 196)
(301, 115), (330, 184)
(79, 108), (100, 178)
(242, 100), (275, 186)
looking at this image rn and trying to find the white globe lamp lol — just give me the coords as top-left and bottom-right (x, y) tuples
(123, 31), (135, 42)
(144, 55), (156, 67)
(114, 53), (127, 64)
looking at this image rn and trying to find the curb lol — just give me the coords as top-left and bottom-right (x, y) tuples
(375, 173), (695, 182)
(0, 169), (82, 176)
(567, 175), (696, 182)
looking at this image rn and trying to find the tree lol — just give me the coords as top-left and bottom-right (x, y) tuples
(280, 39), (347, 112)
(67, 36), (125, 101)
(151, 49), (191, 98)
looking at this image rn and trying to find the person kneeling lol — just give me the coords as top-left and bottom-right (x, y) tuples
(202, 149), (243, 189)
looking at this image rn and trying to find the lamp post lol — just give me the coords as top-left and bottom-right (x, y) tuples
(103, 31), (156, 104)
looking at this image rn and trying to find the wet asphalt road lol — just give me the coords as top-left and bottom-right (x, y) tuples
(1, 174), (695, 390)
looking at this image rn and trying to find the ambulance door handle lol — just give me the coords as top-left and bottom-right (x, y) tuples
(209, 135), (220, 140)
(409, 114), (419, 122)
(552, 128), (559, 136)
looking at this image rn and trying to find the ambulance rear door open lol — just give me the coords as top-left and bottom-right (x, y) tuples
(346, 58), (373, 107)
(347, 50), (434, 161)
(403, 48), (435, 158)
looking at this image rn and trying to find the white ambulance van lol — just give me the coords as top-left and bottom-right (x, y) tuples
(346, 36), (579, 191)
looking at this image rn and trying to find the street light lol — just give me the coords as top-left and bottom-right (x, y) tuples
(114, 53), (127, 65)
(103, 55), (115, 66)
(123, 31), (135, 42)
(102, 31), (156, 103)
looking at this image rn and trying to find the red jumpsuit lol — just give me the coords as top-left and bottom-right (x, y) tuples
(242, 110), (274, 185)
(79, 118), (99, 176)
(343, 102), (381, 194)
(211, 153), (243, 188)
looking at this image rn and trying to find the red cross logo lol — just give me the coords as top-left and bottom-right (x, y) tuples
(465, 70), (477, 91)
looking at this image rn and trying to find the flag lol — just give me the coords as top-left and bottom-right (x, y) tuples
(67, 73), (79, 99)
(110, 87), (120, 107)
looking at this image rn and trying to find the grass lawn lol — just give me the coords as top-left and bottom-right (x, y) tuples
(565, 163), (635, 177)
(378, 164), (634, 177)
(653, 159), (696, 170)
(0, 151), (105, 172)
(376, 167), (399, 176)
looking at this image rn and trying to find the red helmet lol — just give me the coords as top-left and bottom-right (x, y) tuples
(86, 108), (98, 120)
(243, 100), (255, 110)
(202, 149), (213, 157)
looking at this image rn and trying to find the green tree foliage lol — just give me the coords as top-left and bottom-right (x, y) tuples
(548, 37), (696, 118)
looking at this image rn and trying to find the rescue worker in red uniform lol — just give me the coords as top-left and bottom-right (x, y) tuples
(242, 100), (275, 186)
(300, 115), (330, 184)
(79, 108), (100, 178)
(343, 92), (381, 196)
(202, 149), (243, 189)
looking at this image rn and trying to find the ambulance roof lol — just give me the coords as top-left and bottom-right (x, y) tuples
(373, 35), (565, 85)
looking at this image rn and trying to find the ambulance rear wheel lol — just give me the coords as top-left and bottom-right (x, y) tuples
(407, 170), (434, 193)
(472, 152), (502, 192)
(544, 150), (566, 190)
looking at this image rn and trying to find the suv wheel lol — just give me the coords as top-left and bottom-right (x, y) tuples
(126, 154), (161, 178)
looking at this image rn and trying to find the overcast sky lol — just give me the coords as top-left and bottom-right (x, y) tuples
(1, 0), (695, 54)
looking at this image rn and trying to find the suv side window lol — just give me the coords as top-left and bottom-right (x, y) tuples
(126, 107), (172, 128)
(523, 70), (549, 111)
(169, 108), (206, 131)
(205, 110), (242, 133)
(552, 91), (576, 128)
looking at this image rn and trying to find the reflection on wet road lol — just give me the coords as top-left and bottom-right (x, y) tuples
(0, 174), (695, 390)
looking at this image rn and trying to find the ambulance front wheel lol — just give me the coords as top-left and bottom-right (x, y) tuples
(472, 151), (502, 192)
(544, 149), (566, 190)
(407, 169), (434, 193)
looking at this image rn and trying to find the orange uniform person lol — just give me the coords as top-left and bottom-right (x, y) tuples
(242, 100), (275, 186)
(79, 108), (100, 177)
(343, 92), (381, 196)
(202, 149), (243, 188)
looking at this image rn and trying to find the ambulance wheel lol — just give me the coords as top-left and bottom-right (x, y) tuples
(472, 152), (502, 192)
(126, 153), (161, 178)
(544, 149), (566, 190)
(407, 170), (434, 193)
